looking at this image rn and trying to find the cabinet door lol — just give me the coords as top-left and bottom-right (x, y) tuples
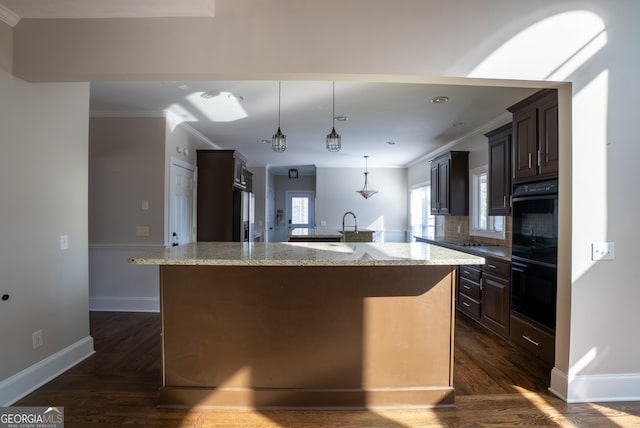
(481, 273), (510, 338)
(512, 107), (539, 181)
(234, 157), (247, 189)
(437, 159), (450, 214)
(538, 95), (559, 177)
(430, 164), (439, 214)
(488, 127), (512, 215)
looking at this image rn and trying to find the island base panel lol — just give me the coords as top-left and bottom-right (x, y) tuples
(158, 386), (455, 409)
(160, 265), (457, 409)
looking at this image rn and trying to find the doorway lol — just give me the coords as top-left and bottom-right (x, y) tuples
(286, 190), (315, 236)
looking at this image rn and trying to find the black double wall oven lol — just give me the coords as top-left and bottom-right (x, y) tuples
(511, 178), (558, 331)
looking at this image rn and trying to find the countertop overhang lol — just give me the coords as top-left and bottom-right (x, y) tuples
(129, 241), (484, 267)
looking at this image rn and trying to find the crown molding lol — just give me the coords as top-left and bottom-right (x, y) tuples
(407, 111), (512, 167)
(177, 122), (219, 148)
(0, 4), (20, 27)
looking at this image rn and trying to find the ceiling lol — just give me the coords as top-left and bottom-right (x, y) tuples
(90, 80), (537, 169)
(0, 1), (538, 170)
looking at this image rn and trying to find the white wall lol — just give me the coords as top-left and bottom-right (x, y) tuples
(0, 68), (94, 404)
(316, 167), (408, 242)
(88, 117), (166, 312)
(0, 20), (11, 72)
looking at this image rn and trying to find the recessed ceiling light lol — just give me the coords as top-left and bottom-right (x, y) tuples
(452, 121), (465, 127)
(334, 116), (348, 122)
(200, 91), (244, 101)
(430, 96), (449, 104)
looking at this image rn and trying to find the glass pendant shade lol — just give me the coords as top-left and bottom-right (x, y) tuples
(272, 81), (287, 153)
(326, 127), (341, 152)
(356, 156), (378, 199)
(326, 81), (342, 152)
(272, 127), (287, 152)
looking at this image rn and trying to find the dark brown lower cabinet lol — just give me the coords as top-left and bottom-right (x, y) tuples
(457, 257), (511, 339)
(510, 312), (555, 367)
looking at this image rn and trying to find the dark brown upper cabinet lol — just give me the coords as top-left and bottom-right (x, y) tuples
(486, 123), (512, 216)
(508, 89), (558, 182)
(430, 151), (469, 216)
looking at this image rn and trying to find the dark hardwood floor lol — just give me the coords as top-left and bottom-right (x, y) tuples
(15, 311), (640, 427)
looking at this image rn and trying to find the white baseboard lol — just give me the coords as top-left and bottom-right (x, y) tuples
(550, 367), (640, 403)
(549, 367), (569, 400)
(90, 296), (160, 312)
(0, 336), (95, 406)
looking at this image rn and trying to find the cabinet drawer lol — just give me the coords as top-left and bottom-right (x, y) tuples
(459, 277), (481, 300)
(459, 265), (481, 283)
(458, 293), (481, 318)
(483, 258), (510, 278)
(510, 314), (555, 366)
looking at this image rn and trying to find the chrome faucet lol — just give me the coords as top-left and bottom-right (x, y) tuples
(342, 211), (358, 238)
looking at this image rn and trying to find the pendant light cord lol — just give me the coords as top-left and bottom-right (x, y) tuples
(278, 80), (282, 128)
(332, 81), (335, 127)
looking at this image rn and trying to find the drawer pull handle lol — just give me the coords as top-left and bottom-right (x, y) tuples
(522, 335), (540, 347)
(463, 285), (471, 290)
(487, 264), (497, 269)
(462, 302), (471, 307)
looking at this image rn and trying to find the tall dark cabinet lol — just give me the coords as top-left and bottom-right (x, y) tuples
(430, 151), (469, 215)
(508, 89), (558, 182)
(486, 123), (512, 216)
(197, 150), (252, 242)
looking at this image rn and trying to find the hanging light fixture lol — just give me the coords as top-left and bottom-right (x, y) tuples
(356, 155), (378, 199)
(326, 81), (341, 152)
(272, 81), (287, 152)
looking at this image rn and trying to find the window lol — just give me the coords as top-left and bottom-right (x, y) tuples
(286, 191), (315, 229)
(290, 197), (309, 225)
(470, 166), (505, 239)
(410, 185), (435, 239)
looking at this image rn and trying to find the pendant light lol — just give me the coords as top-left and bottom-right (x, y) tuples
(272, 81), (287, 152)
(326, 81), (342, 152)
(356, 155), (378, 199)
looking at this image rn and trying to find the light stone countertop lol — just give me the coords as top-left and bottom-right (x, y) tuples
(415, 236), (511, 261)
(128, 241), (484, 266)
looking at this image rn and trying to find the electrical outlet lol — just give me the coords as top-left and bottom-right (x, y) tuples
(136, 226), (150, 237)
(321, 220), (327, 226)
(59, 235), (69, 250)
(32, 330), (43, 349)
(592, 242), (615, 261)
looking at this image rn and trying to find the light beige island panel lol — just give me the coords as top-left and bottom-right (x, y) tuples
(130, 242), (484, 409)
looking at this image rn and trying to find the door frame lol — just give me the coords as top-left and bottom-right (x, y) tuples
(168, 157), (197, 246)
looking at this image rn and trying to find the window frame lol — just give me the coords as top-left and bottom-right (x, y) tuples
(469, 165), (506, 240)
(409, 183), (435, 240)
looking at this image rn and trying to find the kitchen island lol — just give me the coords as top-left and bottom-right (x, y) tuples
(129, 241), (483, 409)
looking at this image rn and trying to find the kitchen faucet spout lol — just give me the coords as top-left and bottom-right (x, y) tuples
(342, 211), (358, 238)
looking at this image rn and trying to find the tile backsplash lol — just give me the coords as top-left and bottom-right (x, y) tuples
(435, 216), (512, 248)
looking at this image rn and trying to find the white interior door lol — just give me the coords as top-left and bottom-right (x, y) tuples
(286, 191), (315, 234)
(170, 160), (196, 246)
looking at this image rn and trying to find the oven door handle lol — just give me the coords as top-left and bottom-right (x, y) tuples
(512, 260), (528, 272)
